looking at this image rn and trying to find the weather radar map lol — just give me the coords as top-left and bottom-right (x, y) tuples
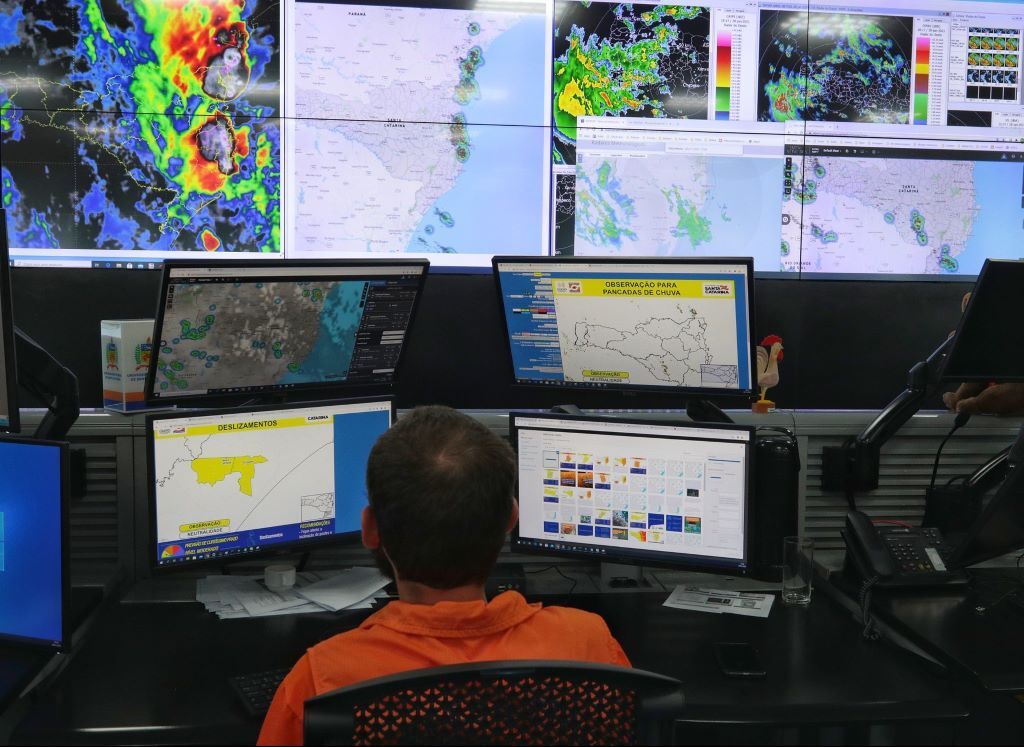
(758, 11), (912, 123)
(781, 155), (983, 274)
(552, 3), (711, 164)
(0, 0), (281, 254)
(573, 153), (783, 264)
(154, 279), (367, 395)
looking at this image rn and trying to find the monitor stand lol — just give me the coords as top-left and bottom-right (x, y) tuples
(550, 401), (734, 423)
(685, 398), (734, 424)
(598, 562), (654, 592)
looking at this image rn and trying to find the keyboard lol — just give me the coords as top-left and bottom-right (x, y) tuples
(230, 668), (290, 718)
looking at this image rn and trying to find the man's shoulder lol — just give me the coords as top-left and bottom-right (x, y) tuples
(529, 603), (615, 636)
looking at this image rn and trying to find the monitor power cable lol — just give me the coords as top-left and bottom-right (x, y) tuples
(928, 412), (972, 496)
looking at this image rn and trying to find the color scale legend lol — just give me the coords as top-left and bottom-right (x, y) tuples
(716, 32), (732, 121)
(914, 37), (930, 124)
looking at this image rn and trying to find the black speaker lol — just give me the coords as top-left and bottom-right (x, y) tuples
(750, 430), (800, 581)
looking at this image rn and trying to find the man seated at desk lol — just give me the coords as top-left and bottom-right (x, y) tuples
(259, 406), (630, 745)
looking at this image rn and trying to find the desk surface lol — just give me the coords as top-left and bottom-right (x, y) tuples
(871, 569), (1024, 693)
(13, 584), (964, 745)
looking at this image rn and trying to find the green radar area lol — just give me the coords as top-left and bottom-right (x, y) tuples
(551, 3), (711, 163)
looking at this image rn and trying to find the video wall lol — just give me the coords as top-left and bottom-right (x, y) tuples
(1, 0), (1023, 275)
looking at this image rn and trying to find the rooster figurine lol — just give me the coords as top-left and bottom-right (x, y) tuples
(753, 335), (784, 413)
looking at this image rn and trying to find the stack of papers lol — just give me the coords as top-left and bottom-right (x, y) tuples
(196, 569), (391, 620)
(663, 585), (775, 618)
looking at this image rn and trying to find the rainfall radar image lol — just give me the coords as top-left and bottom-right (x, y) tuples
(552, 3), (711, 164)
(0, 0), (281, 254)
(758, 11), (912, 123)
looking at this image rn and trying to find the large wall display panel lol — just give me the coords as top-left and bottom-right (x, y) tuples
(0, 0), (281, 266)
(0, 0), (1022, 277)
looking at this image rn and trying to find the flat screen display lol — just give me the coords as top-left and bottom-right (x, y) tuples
(943, 258), (1024, 382)
(0, 437), (67, 649)
(0, 210), (19, 432)
(149, 397), (393, 568)
(146, 260), (427, 403)
(2, 0), (1024, 276)
(512, 412), (754, 573)
(494, 257), (755, 396)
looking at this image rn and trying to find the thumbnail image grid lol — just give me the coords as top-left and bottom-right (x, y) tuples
(540, 450), (705, 547)
(966, 27), (1022, 102)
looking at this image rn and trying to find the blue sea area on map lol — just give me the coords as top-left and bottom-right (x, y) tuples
(405, 14), (547, 254)
(689, 156), (784, 267)
(957, 161), (1024, 274)
(280, 281), (367, 384)
(574, 155), (784, 269)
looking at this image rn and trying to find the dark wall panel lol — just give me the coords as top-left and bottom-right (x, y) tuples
(8, 267), (972, 412)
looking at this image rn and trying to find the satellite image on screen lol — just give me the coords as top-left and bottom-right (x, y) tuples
(0, 0), (280, 254)
(552, 2), (711, 164)
(758, 11), (912, 123)
(154, 279), (366, 396)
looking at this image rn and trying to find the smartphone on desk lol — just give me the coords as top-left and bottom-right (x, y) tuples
(714, 642), (766, 678)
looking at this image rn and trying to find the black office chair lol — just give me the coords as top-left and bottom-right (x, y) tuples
(304, 659), (684, 746)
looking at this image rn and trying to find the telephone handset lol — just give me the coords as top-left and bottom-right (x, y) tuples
(841, 511), (968, 587)
(842, 511), (895, 580)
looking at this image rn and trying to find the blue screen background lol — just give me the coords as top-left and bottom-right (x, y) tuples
(0, 441), (63, 645)
(333, 410), (391, 535)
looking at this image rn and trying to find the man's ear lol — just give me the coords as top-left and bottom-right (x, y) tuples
(362, 506), (380, 549)
(507, 499), (519, 533)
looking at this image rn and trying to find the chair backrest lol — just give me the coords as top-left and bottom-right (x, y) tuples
(304, 659), (684, 746)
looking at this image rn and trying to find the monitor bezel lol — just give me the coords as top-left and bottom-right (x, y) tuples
(0, 435), (70, 651)
(146, 395), (396, 573)
(492, 255), (758, 398)
(0, 210), (20, 434)
(144, 258), (430, 405)
(942, 258), (1024, 384)
(509, 410), (755, 575)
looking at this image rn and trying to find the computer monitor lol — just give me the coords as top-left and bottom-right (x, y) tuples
(942, 258), (1024, 383)
(511, 412), (754, 574)
(145, 259), (428, 404)
(148, 397), (394, 569)
(0, 436), (68, 649)
(493, 257), (755, 397)
(0, 210), (20, 433)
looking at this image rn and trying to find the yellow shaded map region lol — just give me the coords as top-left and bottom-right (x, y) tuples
(192, 456), (268, 497)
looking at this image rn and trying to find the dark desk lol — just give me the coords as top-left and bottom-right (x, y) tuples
(0, 647), (51, 717)
(12, 584), (965, 745)
(870, 569), (1024, 693)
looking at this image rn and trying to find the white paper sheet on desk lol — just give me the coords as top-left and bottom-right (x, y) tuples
(663, 585), (775, 618)
(196, 575), (260, 604)
(238, 587), (314, 616)
(216, 602), (326, 619)
(295, 567), (391, 612)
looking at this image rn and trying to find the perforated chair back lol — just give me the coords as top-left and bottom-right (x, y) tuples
(304, 659), (683, 746)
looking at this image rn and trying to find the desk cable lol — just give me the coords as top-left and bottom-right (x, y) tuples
(858, 576), (882, 641)
(524, 565), (578, 594)
(928, 412), (971, 496)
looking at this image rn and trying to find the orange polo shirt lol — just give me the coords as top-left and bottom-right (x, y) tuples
(257, 591), (630, 746)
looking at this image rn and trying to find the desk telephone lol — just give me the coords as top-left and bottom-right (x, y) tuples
(842, 512), (968, 587)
